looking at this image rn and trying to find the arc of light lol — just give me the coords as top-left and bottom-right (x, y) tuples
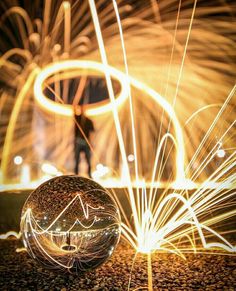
(121, 222), (138, 250)
(88, 0), (141, 237)
(62, 1), (71, 103)
(110, 188), (133, 231)
(148, 134), (185, 236)
(158, 246), (186, 258)
(24, 211), (73, 269)
(129, 77), (186, 182)
(0, 7), (34, 35)
(63, 2), (71, 55)
(174, 121), (236, 210)
(113, 0), (140, 196)
(0, 7), (34, 50)
(113, 0), (149, 237)
(149, 133), (178, 209)
(188, 148), (236, 206)
(164, 220), (235, 252)
(33, 60), (129, 117)
(158, 0), (197, 182)
(171, 0), (197, 109)
(1, 66), (39, 182)
(157, 0), (182, 184)
(186, 84), (236, 174)
(23, 193), (103, 235)
(158, 193), (235, 252)
(42, 0), (52, 39)
(151, 193), (233, 252)
(184, 104), (221, 126)
(189, 120), (236, 183)
(180, 234), (197, 253)
(33, 59), (186, 183)
(189, 156), (236, 213)
(0, 48), (31, 71)
(157, 238), (186, 259)
(149, 193), (206, 246)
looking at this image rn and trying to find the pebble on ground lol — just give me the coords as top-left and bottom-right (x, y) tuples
(0, 239), (235, 290)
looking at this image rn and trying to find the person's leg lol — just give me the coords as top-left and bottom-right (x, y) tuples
(84, 146), (92, 177)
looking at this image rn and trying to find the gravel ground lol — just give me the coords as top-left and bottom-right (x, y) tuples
(0, 239), (235, 291)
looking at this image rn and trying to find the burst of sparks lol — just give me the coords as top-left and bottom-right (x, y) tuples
(0, 0), (235, 290)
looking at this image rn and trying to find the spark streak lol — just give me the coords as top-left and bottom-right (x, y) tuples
(0, 1), (235, 289)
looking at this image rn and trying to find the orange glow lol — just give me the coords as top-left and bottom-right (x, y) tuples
(33, 60), (129, 117)
(34, 59), (186, 183)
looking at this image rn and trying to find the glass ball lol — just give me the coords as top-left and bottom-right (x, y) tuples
(20, 175), (121, 272)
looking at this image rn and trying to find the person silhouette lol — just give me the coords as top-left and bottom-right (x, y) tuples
(74, 105), (94, 177)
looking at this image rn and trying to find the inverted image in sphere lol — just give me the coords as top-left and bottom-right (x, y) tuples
(20, 175), (121, 272)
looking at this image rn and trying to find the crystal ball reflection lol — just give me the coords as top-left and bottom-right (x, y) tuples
(20, 175), (121, 272)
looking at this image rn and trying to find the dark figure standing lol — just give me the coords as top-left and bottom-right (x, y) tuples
(74, 106), (94, 177)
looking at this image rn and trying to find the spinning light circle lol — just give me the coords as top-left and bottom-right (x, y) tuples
(34, 60), (129, 117)
(20, 175), (121, 272)
(33, 59), (187, 182)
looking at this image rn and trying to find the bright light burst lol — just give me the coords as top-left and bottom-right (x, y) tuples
(0, 0), (235, 289)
